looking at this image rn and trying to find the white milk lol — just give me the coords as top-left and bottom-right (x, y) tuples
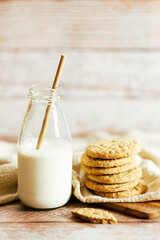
(18, 139), (72, 209)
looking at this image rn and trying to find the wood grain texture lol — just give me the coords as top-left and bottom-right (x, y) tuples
(0, 51), (160, 99)
(0, 222), (159, 240)
(102, 201), (160, 219)
(0, 0), (160, 137)
(0, 98), (160, 136)
(1, 199), (160, 224)
(0, 50), (160, 137)
(0, 0), (160, 50)
(0, 199), (160, 240)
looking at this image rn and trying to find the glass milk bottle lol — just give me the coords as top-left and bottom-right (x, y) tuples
(17, 84), (72, 209)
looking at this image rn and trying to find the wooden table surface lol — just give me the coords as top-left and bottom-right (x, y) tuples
(0, 197), (160, 240)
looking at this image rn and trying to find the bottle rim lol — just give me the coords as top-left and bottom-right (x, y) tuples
(28, 83), (61, 102)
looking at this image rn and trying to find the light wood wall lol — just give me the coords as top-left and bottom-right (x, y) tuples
(0, 0), (160, 139)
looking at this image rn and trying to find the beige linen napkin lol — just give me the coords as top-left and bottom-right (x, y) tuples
(0, 141), (18, 204)
(0, 130), (160, 205)
(72, 130), (160, 203)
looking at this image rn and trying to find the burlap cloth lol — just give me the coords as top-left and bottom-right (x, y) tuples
(72, 130), (160, 203)
(0, 141), (18, 204)
(0, 130), (160, 205)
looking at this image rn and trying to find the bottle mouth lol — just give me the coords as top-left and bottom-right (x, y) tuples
(28, 83), (61, 102)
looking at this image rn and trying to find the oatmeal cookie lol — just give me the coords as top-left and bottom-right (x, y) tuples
(86, 138), (141, 159)
(71, 208), (117, 224)
(87, 166), (142, 184)
(81, 161), (136, 175)
(84, 176), (139, 192)
(94, 180), (147, 198)
(81, 152), (136, 168)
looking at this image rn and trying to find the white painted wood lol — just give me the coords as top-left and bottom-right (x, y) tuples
(0, 98), (159, 137)
(0, 51), (160, 100)
(0, 0), (160, 49)
(1, 0), (160, 137)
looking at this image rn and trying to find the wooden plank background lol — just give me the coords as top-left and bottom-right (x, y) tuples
(0, 0), (160, 138)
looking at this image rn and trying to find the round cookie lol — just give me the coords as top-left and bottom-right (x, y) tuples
(81, 153), (136, 168)
(86, 138), (142, 159)
(94, 180), (147, 198)
(81, 161), (136, 175)
(87, 166), (142, 184)
(84, 176), (139, 192)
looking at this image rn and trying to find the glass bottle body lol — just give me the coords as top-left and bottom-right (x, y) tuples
(17, 85), (72, 209)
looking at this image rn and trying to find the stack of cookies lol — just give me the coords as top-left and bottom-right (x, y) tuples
(81, 138), (147, 198)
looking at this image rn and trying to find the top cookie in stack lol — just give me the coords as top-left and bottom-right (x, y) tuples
(81, 138), (147, 198)
(86, 138), (141, 159)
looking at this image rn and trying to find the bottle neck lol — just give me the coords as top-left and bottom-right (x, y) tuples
(28, 83), (61, 103)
